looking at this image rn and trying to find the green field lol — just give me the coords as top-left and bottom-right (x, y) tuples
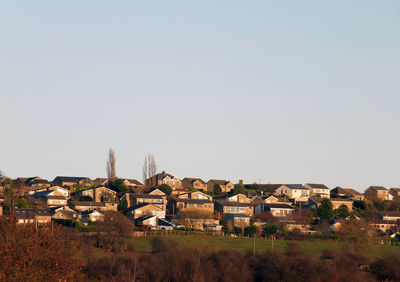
(133, 235), (400, 260)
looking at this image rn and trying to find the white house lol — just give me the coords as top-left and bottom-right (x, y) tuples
(274, 184), (310, 202)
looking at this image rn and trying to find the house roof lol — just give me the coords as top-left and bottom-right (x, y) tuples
(127, 203), (162, 210)
(330, 198), (353, 203)
(283, 184), (308, 190)
(390, 188), (400, 193)
(175, 198), (213, 204)
(216, 201), (252, 207)
(124, 179), (143, 186)
(134, 215), (157, 223)
(135, 194), (166, 199)
(225, 213), (249, 218)
(263, 203), (294, 209)
(158, 218), (175, 227)
(341, 188), (363, 196)
(305, 183), (329, 189)
(53, 176), (89, 183)
(70, 201), (105, 207)
(379, 211), (400, 218)
(208, 179), (231, 185)
(369, 186), (387, 191)
(15, 208), (52, 217)
(182, 177), (206, 184)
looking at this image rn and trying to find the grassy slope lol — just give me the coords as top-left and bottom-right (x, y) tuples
(133, 235), (400, 260)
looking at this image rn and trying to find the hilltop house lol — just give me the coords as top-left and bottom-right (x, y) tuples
(331, 187), (364, 201)
(206, 180), (234, 193)
(215, 194), (254, 216)
(69, 201), (118, 212)
(52, 176), (92, 187)
(31, 187), (69, 208)
(145, 171), (182, 189)
(364, 186), (391, 201)
(127, 203), (165, 219)
(120, 188), (167, 211)
(255, 203), (295, 218)
(304, 183), (330, 198)
(77, 186), (117, 202)
(50, 206), (79, 220)
(390, 188), (400, 201)
(15, 208), (52, 225)
(169, 191), (214, 214)
(274, 184), (311, 202)
(182, 178), (207, 191)
(307, 197), (353, 211)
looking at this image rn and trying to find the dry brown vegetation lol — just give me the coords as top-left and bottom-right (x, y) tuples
(1, 218), (400, 281)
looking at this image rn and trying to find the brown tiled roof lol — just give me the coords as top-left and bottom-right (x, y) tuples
(216, 201), (252, 207)
(182, 178), (206, 184)
(305, 183), (329, 189)
(341, 188), (362, 196)
(369, 186), (387, 191)
(208, 179), (230, 185)
(390, 188), (400, 193)
(70, 201), (105, 207)
(124, 179), (143, 185)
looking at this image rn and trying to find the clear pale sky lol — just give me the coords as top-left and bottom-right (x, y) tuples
(1, 1), (399, 191)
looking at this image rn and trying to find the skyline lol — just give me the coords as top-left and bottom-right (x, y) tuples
(1, 1), (400, 191)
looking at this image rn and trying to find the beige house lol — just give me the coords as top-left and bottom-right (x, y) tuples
(145, 171), (182, 189)
(31, 187), (69, 208)
(255, 203), (295, 217)
(171, 191), (214, 214)
(52, 176), (92, 187)
(224, 213), (250, 227)
(274, 184), (311, 202)
(308, 197), (353, 211)
(81, 210), (104, 222)
(364, 186), (391, 201)
(70, 201), (118, 212)
(50, 206), (79, 220)
(120, 188), (167, 211)
(182, 178), (207, 191)
(78, 186), (117, 202)
(331, 187), (364, 201)
(390, 188), (400, 201)
(304, 183), (330, 198)
(206, 180), (234, 193)
(127, 204), (165, 219)
(15, 209), (52, 225)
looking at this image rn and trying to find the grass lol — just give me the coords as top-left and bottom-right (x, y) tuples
(133, 235), (400, 260)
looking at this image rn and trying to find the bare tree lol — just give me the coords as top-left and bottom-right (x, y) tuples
(106, 148), (116, 182)
(142, 154), (157, 186)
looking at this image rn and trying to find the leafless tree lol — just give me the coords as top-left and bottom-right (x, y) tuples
(142, 153), (156, 186)
(106, 148), (116, 182)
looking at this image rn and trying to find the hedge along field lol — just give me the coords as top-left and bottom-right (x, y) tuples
(133, 235), (400, 260)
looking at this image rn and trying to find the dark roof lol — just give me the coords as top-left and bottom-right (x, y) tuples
(32, 190), (53, 197)
(15, 208), (52, 217)
(369, 186), (387, 191)
(135, 194), (165, 199)
(216, 201), (252, 207)
(182, 177), (206, 184)
(45, 195), (67, 200)
(70, 201), (105, 207)
(30, 179), (50, 184)
(127, 203), (160, 210)
(284, 184), (308, 190)
(158, 218), (174, 227)
(134, 215), (156, 223)
(208, 179), (231, 185)
(53, 176), (88, 182)
(341, 188), (363, 196)
(175, 198), (213, 204)
(263, 203), (294, 209)
(225, 213), (249, 218)
(390, 188), (400, 193)
(305, 183), (329, 189)
(379, 211), (400, 217)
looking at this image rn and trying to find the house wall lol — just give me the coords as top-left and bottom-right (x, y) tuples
(222, 205), (253, 216)
(175, 201), (214, 213)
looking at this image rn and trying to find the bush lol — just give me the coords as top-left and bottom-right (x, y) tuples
(244, 225), (258, 236)
(369, 255), (400, 281)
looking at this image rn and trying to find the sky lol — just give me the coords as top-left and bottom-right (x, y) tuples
(1, 1), (399, 191)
